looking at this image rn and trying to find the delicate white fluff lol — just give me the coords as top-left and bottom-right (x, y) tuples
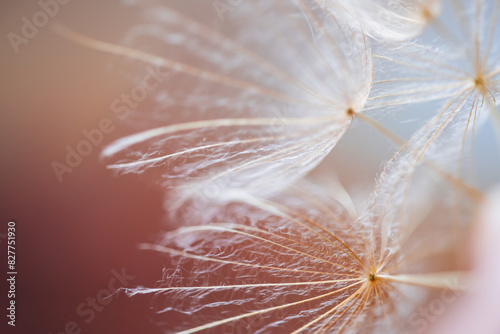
(366, 0), (500, 179)
(368, 0), (500, 110)
(330, 0), (440, 42)
(100, 0), (373, 205)
(123, 175), (471, 333)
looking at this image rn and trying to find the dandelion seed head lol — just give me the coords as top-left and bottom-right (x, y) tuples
(90, 0), (375, 208)
(365, 0), (500, 182)
(126, 172), (472, 333)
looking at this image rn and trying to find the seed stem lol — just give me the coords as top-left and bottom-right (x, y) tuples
(354, 112), (483, 201)
(377, 271), (468, 290)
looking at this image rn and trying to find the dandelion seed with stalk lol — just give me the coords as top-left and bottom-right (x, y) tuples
(54, 0), (378, 208)
(368, 0), (500, 180)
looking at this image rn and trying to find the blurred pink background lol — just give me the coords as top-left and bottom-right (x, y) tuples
(1, 1), (168, 333)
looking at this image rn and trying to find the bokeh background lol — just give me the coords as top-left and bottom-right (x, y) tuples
(1, 1), (499, 333)
(1, 1), (167, 333)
